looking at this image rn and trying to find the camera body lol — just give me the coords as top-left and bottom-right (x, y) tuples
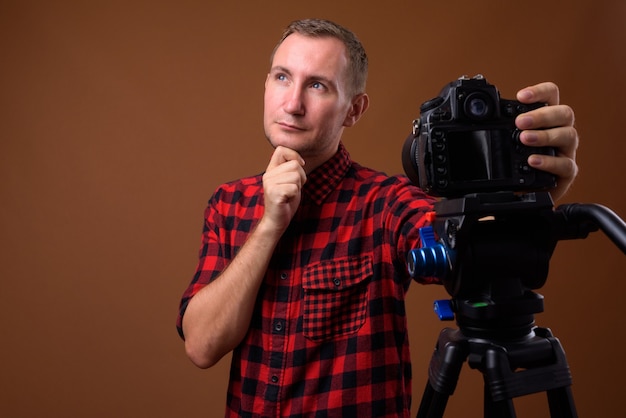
(402, 75), (556, 197)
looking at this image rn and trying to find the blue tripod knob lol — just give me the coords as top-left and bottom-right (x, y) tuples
(407, 226), (449, 279)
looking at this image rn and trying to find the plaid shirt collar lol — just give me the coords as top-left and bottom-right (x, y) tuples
(302, 142), (352, 206)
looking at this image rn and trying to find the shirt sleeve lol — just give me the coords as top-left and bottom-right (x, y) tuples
(175, 178), (264, 339)
(176, 191), (230, 340)
(386, 176), (440, 285)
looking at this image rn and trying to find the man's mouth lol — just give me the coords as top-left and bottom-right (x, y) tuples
(277, 121), (305, 131)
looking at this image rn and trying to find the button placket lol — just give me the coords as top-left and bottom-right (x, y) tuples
(264, 269), (291, 408)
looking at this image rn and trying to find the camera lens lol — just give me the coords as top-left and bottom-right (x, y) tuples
(464, 92), (492, 119)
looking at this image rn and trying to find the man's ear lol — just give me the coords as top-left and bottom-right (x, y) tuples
(343, 93), (370, 127)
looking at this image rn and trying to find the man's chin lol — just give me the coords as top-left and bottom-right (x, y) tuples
(266, 136), (305, 153)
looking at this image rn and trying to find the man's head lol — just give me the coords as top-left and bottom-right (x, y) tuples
(264, 19), (370, 170)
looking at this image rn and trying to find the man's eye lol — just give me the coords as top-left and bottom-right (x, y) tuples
(277, 74), (287, 81)
(311, 81), (324, 89)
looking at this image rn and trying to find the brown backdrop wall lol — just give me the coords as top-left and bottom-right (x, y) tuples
(2, 1), (625, 417)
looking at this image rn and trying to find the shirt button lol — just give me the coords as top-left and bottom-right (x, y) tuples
(273, 320), (284, 333)
(271, 375), (279, 383)
(280, 273), (288, 280)
(333, 278), (341, 287)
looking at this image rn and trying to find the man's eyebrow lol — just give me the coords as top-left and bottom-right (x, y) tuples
(269, 66), (293, 76)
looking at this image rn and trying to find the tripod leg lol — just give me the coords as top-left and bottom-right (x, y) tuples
(416, 381), (450, 418)
(484, 381), (517, 418)
(416, 329), (468, 418)
(547, 386), (578, 418)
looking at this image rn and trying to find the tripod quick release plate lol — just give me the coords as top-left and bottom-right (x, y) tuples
(434, 300), (454, 321)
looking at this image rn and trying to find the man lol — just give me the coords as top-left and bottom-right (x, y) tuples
(177, 19), (578, 417)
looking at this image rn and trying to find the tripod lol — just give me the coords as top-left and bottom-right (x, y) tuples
(416, 302), (576, 418)
(407, 192), (626, 417)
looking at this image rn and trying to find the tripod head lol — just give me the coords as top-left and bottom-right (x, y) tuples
(407, 191), (626, 340)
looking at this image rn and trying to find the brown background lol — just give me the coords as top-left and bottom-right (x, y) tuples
(2, 1), (625, 417)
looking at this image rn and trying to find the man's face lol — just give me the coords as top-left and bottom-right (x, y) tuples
(263, 33), (356, 165)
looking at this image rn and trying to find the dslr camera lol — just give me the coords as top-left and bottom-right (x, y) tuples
(402, 75), (556, 197)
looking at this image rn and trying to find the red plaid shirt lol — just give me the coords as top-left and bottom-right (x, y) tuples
(177, 143), (437, 417)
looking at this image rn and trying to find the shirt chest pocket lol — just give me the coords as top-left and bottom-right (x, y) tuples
(301, 255), (373, 342)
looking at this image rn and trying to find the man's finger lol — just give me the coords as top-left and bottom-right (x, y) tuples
(517, 81), (560, 106)
(267, 146), (305, 171)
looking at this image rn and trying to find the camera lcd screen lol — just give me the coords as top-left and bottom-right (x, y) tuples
(447, 130), (512, 182)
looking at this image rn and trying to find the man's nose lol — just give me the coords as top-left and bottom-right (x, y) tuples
(283, 87), (305, 115)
